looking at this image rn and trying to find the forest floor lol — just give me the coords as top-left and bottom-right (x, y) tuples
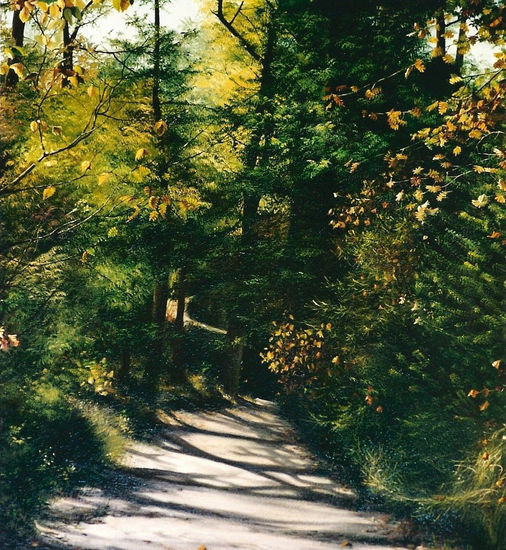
(35, 399), (413, 550)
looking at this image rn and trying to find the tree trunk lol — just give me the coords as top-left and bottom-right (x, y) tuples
(144, 0), (165, 386)
(223, 321), (244, 395)
(5, 8), (25, 88)
(61, 21), (74, 86)
(146, 276), (168, 382)
(455, 17), (467, 71)
(118, 345), (131, 383)
(222, 16), (277, 394)
(435, 8), (446, 58)
(171, 267), (187, 384)
(152, 277), (169, 327)
(152, 0), (162, 121)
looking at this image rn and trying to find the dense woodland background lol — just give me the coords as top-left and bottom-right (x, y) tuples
(0, 0), (505, 547)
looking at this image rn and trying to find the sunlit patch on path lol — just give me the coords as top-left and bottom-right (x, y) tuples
(37, 400), (408, 550)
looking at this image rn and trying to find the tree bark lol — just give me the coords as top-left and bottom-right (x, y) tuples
(435, 8), (446, 58)
(152, 0), (162, 122)
(146, 276), (168, 382)
(171, 267), (187, 384)
(223, 321), (244, 395)
(61, 21), (74, 85)
(144, 0), (166, 386)
(5, 8), (25, 88)
(222, 13), (277, 395)
(455, 17), (466, 71)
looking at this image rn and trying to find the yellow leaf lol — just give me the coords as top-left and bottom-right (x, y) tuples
(471, 194), (488, 208)
(30, 120), (38, 132)
(449, 74), (462, 84)
(431, 46), (443, 58)
(438, 101), (448, 114)
(0, 63), (9, 76)
(10, 63), (23, 78)
(112, 0), (130, 11)
(81, 160), (91, 173)
(127, 205), (140, 222)
(469, 129), (482, 139)
(48, 3), (60, 18)
(68, 75), (79, 87)
(87, 85), (98, 98)
(414, 59), (425, 72)
(446, 120), (456, 132)
(453, 146), (461, 156)
(479, 400), (490, 412)
(492, 359), (501, 370)
(495, 194), (505, 204)
(38, 2), (49, 11)
(387, 109), (405, 130)
(43, 186), (56, 200)
(153, 120), (167, 136)
(467, 389), (479, 398)
(135, 148), (149, 161)
(98, 172), (111, 185)
(19, 6), (31, 23)
(426, 185), (441, 193)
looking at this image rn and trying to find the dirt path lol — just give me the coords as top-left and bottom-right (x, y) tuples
(37, 399), (409, 550)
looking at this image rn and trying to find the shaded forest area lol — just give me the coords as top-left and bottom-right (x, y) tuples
(0, 0), (505, 547)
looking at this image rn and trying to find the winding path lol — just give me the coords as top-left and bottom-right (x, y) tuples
(37, 400), (409, 550)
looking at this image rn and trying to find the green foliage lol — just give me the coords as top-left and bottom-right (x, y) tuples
(0, 378), (128, 536)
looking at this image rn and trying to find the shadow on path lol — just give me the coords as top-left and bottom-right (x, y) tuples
(35, 399), (408, 550)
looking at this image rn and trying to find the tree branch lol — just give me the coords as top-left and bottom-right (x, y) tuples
(213, 0), (262, 62)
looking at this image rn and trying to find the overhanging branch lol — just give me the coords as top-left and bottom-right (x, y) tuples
(213, 0), (262, 62)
